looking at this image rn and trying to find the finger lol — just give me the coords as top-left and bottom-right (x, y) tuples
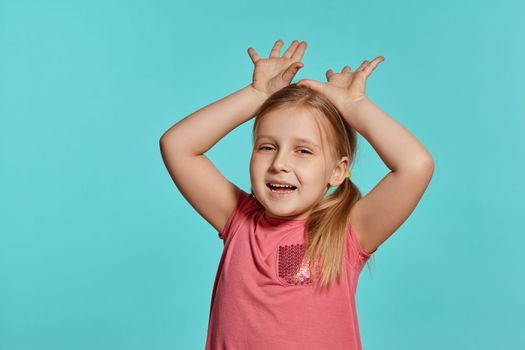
(342, 65), (352, 73)
(282, 62), (304, 83)
(283, 40), (300, 58)
(355, 60), (369, 72)
(364, 56), (384, 76)
(325, 69), (334, 81)
(291, 41), (307, 61)
(269, 39), (284, 58)
(247, 47), (261, 64)
(296, 78), (323, 92)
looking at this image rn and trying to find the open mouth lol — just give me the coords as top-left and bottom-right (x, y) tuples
(266, 183), (297, 193)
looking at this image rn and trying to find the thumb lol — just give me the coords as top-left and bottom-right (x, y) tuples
(296, 79), (323, 92)
(282, 62), (304, 82)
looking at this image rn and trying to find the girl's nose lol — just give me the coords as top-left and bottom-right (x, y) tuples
(270, 153), (291, 172)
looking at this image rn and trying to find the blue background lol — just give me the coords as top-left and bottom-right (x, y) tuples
(1, 0), (524, 349)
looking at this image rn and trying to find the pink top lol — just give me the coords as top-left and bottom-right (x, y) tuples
(205, 190), (377, 350)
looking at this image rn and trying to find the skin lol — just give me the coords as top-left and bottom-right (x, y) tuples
(250, 105), (349, 221)
(249, 40), (434, 255)
(247, 39), (351, 221)
(248, 39), (307, 100)
(161, 38), (434, 254)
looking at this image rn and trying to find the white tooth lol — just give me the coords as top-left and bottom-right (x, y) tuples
(270, 187), (293, 192)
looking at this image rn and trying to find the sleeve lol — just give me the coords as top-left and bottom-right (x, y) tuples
(217, 189), (260, 242)
(346, 221), (378, 269)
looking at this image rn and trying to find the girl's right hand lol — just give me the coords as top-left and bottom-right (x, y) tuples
(247, 39), (307, 100)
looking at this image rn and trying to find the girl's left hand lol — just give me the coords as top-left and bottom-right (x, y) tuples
(296, 56), (384, 111)
(248, 39), (307, 99)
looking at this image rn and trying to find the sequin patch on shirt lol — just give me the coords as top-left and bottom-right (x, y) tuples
(277, 243), (313, 286)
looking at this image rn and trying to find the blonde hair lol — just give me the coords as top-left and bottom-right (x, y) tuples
(251, 83), (373, 289)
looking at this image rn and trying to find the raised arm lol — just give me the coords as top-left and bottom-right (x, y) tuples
(342, 96), (434, 254)
(297, 57), (434, 254)
(160, 39), (307, 234)
(160, 85), (263, 234)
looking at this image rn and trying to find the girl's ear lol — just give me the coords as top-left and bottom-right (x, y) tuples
(328, 157), (350, 187)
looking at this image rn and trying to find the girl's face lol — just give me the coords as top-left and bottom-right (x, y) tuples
(250, 106), (347, 221)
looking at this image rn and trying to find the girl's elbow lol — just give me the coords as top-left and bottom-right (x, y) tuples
(410, 154), (434, 176)
(420, 156), (435, 177)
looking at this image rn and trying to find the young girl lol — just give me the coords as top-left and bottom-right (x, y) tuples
(160, 39), (434, 350)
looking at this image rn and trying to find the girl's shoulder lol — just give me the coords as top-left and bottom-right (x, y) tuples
(345, 221), (377, 269)
(218, 189), (262, 240)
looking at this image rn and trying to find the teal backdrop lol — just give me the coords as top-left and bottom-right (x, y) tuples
(1, 0), (524, 349)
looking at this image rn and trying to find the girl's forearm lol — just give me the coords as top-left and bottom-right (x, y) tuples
(341, 97), (433, 172)
(160, 84), (267, 155)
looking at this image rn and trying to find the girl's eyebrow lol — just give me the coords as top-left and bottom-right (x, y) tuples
(256, 135), (320, 149)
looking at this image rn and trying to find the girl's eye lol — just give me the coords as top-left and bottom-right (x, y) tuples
(258, 146), (312, 155)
